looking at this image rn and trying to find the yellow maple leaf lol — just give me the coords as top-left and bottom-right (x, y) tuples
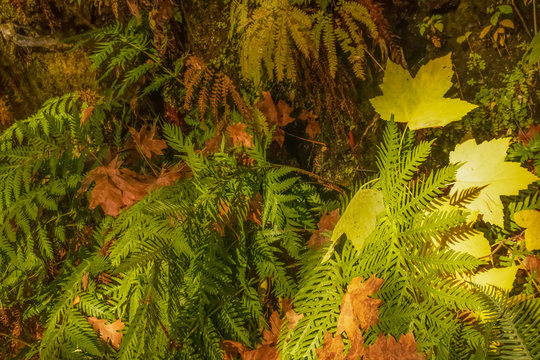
(369, 53), (477, 130)
(469, 266), (519, 292)
(323, 189), (384, 261)
(449, 231), (491, 259)
(450, 138), (539, 227)
(514, 210), (540, 251)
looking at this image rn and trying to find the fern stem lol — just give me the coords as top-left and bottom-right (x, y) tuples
(269, 163), (345, 194)
(0, 332), (32, 347)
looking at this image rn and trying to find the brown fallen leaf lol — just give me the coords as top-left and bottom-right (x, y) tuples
(285, 309), (304, 330)
(73, 296), (80, 306)
(80, 106), (94, 124)
(87, 317), (125, 349)
(347, 275), (384, 331)
(518, 124), (540, 145)
(309, 209), (340, 248)
(247, 192), (263, 226)
(300, 110), (321, 139)
(316, 332), (345, 360)
(255, 92), (296, 147)
(82, 273), (89, 291)
(365, 332), (424, 360)
(227, 123), (254, 147)
(128, 125), (168, 159)
(255, 91), (279, 125)
(81, 156), (149, 217)
(276, 100), (295, 127)
(524, 255), (540, 282)
(222, 340), (249, 360)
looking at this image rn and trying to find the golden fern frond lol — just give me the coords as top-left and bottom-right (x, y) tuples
(357, 0), (406, 66)
(183, 56), (252, 122)
(240, 0), (312, 83)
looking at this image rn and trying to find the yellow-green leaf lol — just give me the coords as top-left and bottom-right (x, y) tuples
(514, 210), (540, 251)
(369, 53), (477, 130)
(449, 231), (491, 259)
(323, 189), (384, 261)
(470, 266), (519, 292)
(450, 138), (539, 227)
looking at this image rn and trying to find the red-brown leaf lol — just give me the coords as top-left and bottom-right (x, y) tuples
(227, 123), (254, 147)
(316, 332), (345, 360)
(129, 125), (168, 159)
(308, 209), (340, 248)
(365, 332), (424, 360)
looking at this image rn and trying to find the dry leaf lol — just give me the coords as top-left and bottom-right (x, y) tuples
(347, 275), (384, 331)
(255, 91), (279, 125)
(80, 106), (94, 124)
(308, 209), (340, 248)
(223, 340), (249, 360)
(365, 332), (424, 360)
(227, 123), (254, 147)
(73, 296), (80, 306)
(518, 123), (540, 145)
(87, 317), (125, 349)
(300, 109), (321, 139)
(247, 193), (263, 226)
(276, 100), (295, 127)
(305, 117), (321, 139)
(316, 332), (345, 360)
(255, 92), (296, 147)
(285, 309), (304, 330)
(129, 125), (168, 159)
(82, 273), (89, 291)
(524, 255), (540, 282)
(81, 156), (150, 217)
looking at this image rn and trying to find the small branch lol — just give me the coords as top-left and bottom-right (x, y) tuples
(270, 163), (346, 194)
(0, 332), (32, 347)
(283, 130), (326, 146)
(0, 23), (70, 50)
(511, 0), (533, 40)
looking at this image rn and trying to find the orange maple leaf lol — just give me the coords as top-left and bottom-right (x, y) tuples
(227, 123), (254, 147)
(316, 332), (345, 360)
(80, 156), (149, 216)
(223, 311), (282, 360)
(129, 125), (167, 159)
(254, 91), (296, 147)
(365, 332), (425, 360)
(308, 209), (340, 248)
(87, 317), (125, 349)
(344, 275), (384, 331)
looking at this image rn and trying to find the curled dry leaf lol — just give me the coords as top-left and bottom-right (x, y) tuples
(87, 317), (125, 349)
(82, 273), (89, 291)
(80, 106), (94, 124)
(227, 123), (254, 147)
(365, 332), (424, 360)
(129, 125), (167, 159)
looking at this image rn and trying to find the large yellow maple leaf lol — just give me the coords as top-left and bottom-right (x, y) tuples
(450, 138), (539, 227)
(370, 53), (477, 130)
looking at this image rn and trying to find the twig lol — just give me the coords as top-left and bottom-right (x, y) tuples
(270, 163), (346, 194)
(0, 332), (31, 347)
(511, 0), (533, 40)
(283, 130), (326, 146)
